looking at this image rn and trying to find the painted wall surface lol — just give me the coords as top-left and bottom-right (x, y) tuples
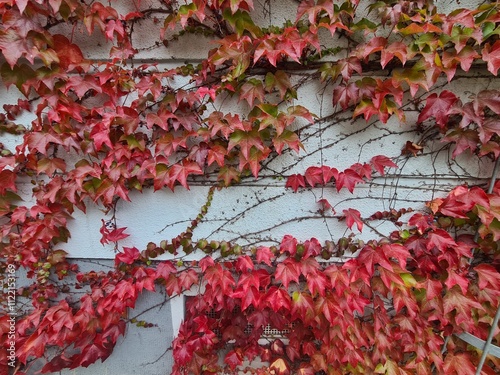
(1, 0), (495, 374)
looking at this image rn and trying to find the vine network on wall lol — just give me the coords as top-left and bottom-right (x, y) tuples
(1, 0), (500, 374)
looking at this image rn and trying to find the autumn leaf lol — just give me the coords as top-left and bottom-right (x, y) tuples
(333, 82), (359, 109)
(342, 208), (363, 232)
(155, 260), (177, 281)
(270, 357), (290, 375)
(114, 246), (140, 265)
(53, 34), (86, 71)
(426, 228), (456, 252)
(443, 286), (483, 326)
(232, 285), (261, 310)
(291, 291), (315, 324)
(408, 213), (434, 233)
(0, 28), (30, 68)
(336, 169), (364, 193)
(228, 129), (265, 160)
(275, 258), (300, 288)
(353, 99), (379, 122)
(417, 90), (458, 128)
(296, 0), (333, 24)
(273, 129), (303, 154)
(401, 140), (424, 156)
(239, 79), (265, 107)
(167, 160), (203, 190)
(474, 264), (500, 290)
(265, 70), (292, 99)
(218, 166), (241, 186)
(0, 169), (16, 194)
(265, 286), (291, 312)
(370, 155), (398, 176)
(443, 352), (476, 375)
(224, 349), (244, 371)
(476, 90), (500, 115)
(75, 343), (113, 368)
(482, 40), (500, 76)
(358, 244), (393, 274)
(256, 246), (275, 265)
(444, 268), (469, 295)
(355, 37), (387, 60)
(285, 174), (306, 192)
(381, 41), (408, 68)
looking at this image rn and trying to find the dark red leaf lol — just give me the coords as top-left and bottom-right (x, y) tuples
(275, 258), (300, 288)
(336, 169), (364, 193)
(265, 286), (291, 312)
(280, 235), (297, 255)
(342, 208), (363, 232)
(417, 90), (458, 128)
(256, 246), (275, 265)
(482, 40), (500, 76)
(224, 349), (244, 370)
(285, 174), (306, 193)
(370, 155), (398, 176)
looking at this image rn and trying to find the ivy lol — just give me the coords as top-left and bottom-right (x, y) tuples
(0, 0), (500, 374)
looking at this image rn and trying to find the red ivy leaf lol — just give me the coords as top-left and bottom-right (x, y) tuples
(235, 255), (254, 272)
(332, 82), (359, 109)
(167, 160), (203, 190)
(291, 291), (315, 324)
(0, 170), (16, 194)
(426, 228), (456, 252)
(408, 213), (434, 233)
(445, 268), (469, 295)
(275, 258), (300, 288)
(280, 235), (298, 255)
(370, 155), (398, 176)
(100, 220), (129, 245)
(358, 244), (392, 274)
(380, 41), (408, 68)
(155, 261), (177, 280)
(53, 34), (86, 71)
(417, 90), (458, 128)
(476, 90), (500, 115)
(482, 40), (500, 76)
(296, 0), (333, 23)
(224, 349), (244, 371)
(336, 169), (364, 193)
(304, 166), (324, 187)
(285, 174), (306, 192)
(75, 343), (112, 368)
(342, 208), (363, 232)
(256, 246), (275, 265)
(232, 285), (261, 310)
(0, 28), (30, 68)
(382, 243), (410, 269)
(239, 79), (265, 107)
(355, 36), (387, 60)
(475, 264), (500, 290)
(273, 129), (303, 154)
(178, 268), (199, 291)
(417, 278), (443, 300)
(106, 227), (130, 243)
(265, 286), (292, 312)
(443, 353), (477, 375)
(350, 162), (372, 180)
(115, 246), (140, 265)
(317, 198), (334, 213)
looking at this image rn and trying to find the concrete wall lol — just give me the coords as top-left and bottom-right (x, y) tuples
(1, 0), (493, 373)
